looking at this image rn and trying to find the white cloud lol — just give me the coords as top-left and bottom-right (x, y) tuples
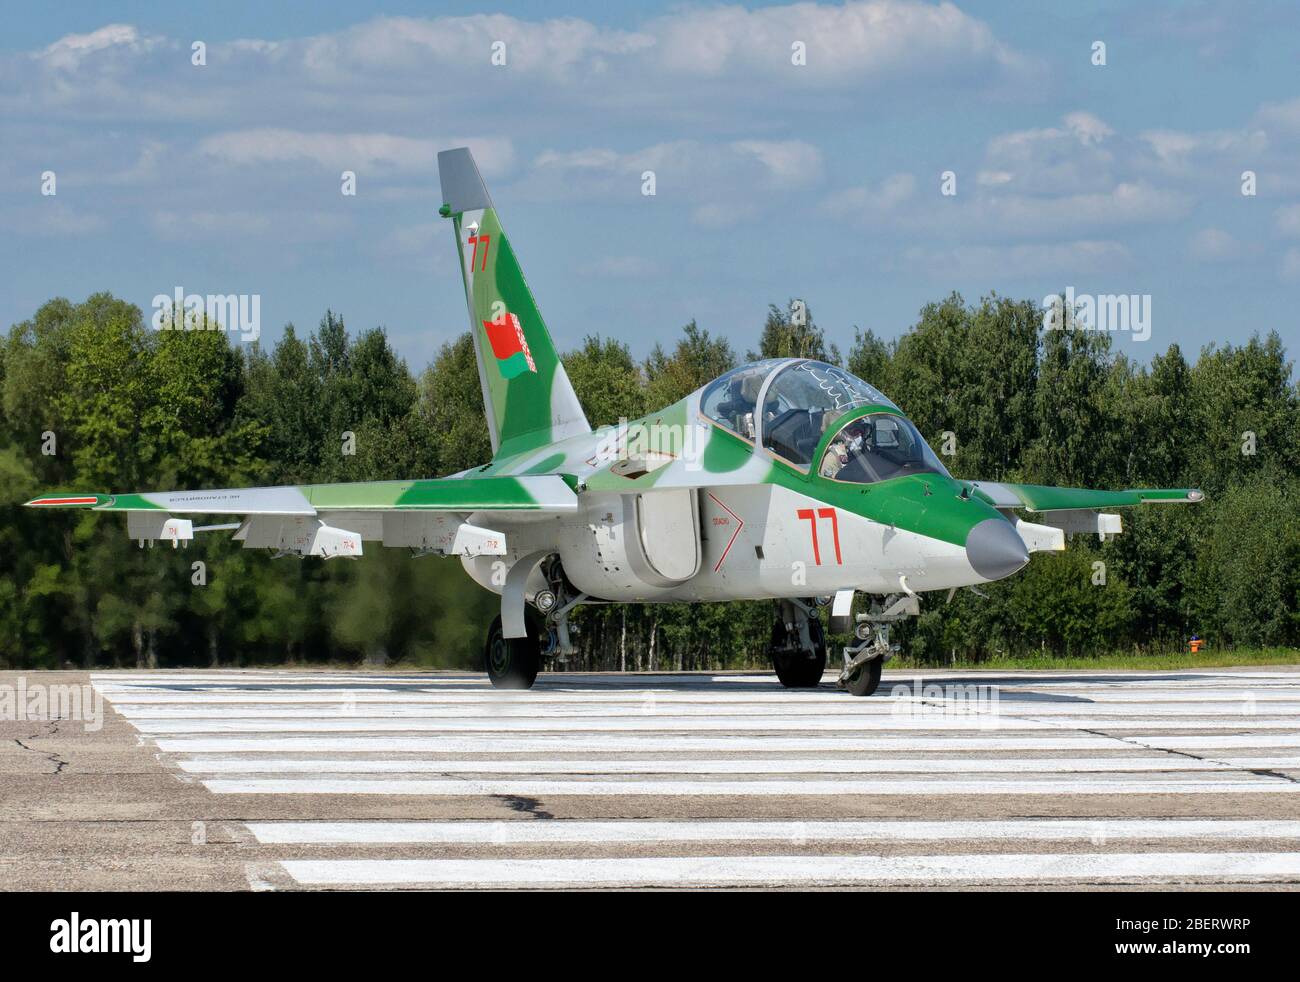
(524, 139), (823, 216)
(1188, 227), (1239, 262)
(646, 0), (1030, 84)
(976, 170), (1013, 187)
(982, 182), (1191, 234)
(731, 140), (823, 187)
(982, 112), (1118, 194)
(299, 14), (652, 79)
(1062, 111), (1114, 145)
(1139, 127), (1269, 178)
(822, 173), (916, 217)
(828, 173), (1188, 238)
(1255, 96), (1300, 136)
(199, 130), (514, 176)
(827, 111), (1211, 244)
(38, 24), (163, 70)
(3, 5), (1034, 126)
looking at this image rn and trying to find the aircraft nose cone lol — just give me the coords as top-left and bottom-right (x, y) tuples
(966, 518), (1030, 581)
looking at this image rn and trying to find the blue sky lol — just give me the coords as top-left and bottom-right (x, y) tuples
(2, 0), (1298, 371)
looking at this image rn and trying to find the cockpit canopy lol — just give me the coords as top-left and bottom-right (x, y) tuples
(699, 359), (949, 484)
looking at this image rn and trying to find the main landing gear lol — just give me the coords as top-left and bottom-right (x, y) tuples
(769, 599), (828, 688)
(484, 612), (541, 690)
(485, 555), (587, 690)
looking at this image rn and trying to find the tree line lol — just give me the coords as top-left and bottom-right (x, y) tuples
(1, 292), (1297, 669)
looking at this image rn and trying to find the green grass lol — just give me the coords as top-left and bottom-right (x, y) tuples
(889, 647), (1300, 671)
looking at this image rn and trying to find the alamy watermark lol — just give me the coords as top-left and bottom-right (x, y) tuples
(1042, 286), (1151, 342)
(589, 417), (707, 474)
(50, 912), (151, 962)
(151, 287), (261, 342)
(889, 676), (1001, 727)
(0, 678), (103, 732)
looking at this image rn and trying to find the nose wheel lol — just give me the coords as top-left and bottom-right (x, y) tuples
(834, 592), (919, 696)
(842, 654), (884, 697)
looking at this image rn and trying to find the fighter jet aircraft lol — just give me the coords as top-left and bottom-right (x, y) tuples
(26, 148), (1203, 695)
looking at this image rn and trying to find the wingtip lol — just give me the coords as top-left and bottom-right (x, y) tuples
(24, 494), (106, 508)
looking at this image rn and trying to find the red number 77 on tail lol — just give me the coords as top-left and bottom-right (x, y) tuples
(467, 233), (491, 272)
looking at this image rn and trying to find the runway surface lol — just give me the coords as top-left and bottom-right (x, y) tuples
(3, 666), (1300, 890)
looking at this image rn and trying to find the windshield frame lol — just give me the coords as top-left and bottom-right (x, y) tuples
(810, 405), (951, 485)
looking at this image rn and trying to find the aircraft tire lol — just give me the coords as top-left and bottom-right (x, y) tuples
(484, 613), (540, 689)
(844, 656), (884, 697)
(771, 617), (827, 688)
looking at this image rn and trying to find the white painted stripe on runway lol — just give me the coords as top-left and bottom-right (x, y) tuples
(93, 681), (1300, 701)
(201, 775), (1298, 795)
(151, 732), (1300, 754)
(90, 676), (1300, 694)
(246, 818), (1300, 845)
(278, 852), (1300, 887)
(94, 688), (1300, 706)
(104, 707), (1300, 723)
(104, 697), (1300, 712)
(115, 716), (1300, 732)
(1149, 733), (1300, 749)
(119, 717), (1053, 733)
(175, 755), (1245, 775)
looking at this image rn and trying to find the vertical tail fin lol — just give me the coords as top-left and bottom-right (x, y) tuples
(437, 147), (590, 459)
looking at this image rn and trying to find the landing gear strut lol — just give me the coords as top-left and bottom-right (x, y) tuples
(770, 599), (827, 688)
(836, 592), (920, 697)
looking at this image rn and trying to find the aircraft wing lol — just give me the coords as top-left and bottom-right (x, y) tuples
(24, 475), (577, 558)
(964, 481), (1202, 551)
(965, 482), (1203, 512)
(24, 474), (577, 515)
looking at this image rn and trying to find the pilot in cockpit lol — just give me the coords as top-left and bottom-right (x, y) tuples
(820, 416), (867, 478)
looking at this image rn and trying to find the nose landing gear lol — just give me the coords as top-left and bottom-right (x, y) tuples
(835, 592), (920, 697)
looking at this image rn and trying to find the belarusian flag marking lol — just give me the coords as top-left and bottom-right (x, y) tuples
(483, 312), (537, 379)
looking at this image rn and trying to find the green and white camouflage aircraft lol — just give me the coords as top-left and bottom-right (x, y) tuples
(27, 148), (1204, 695)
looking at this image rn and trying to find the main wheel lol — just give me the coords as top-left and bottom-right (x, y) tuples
(843, 655), (884, 697)
(771, 617), (827, 688)
(484, 613), (540, 690)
